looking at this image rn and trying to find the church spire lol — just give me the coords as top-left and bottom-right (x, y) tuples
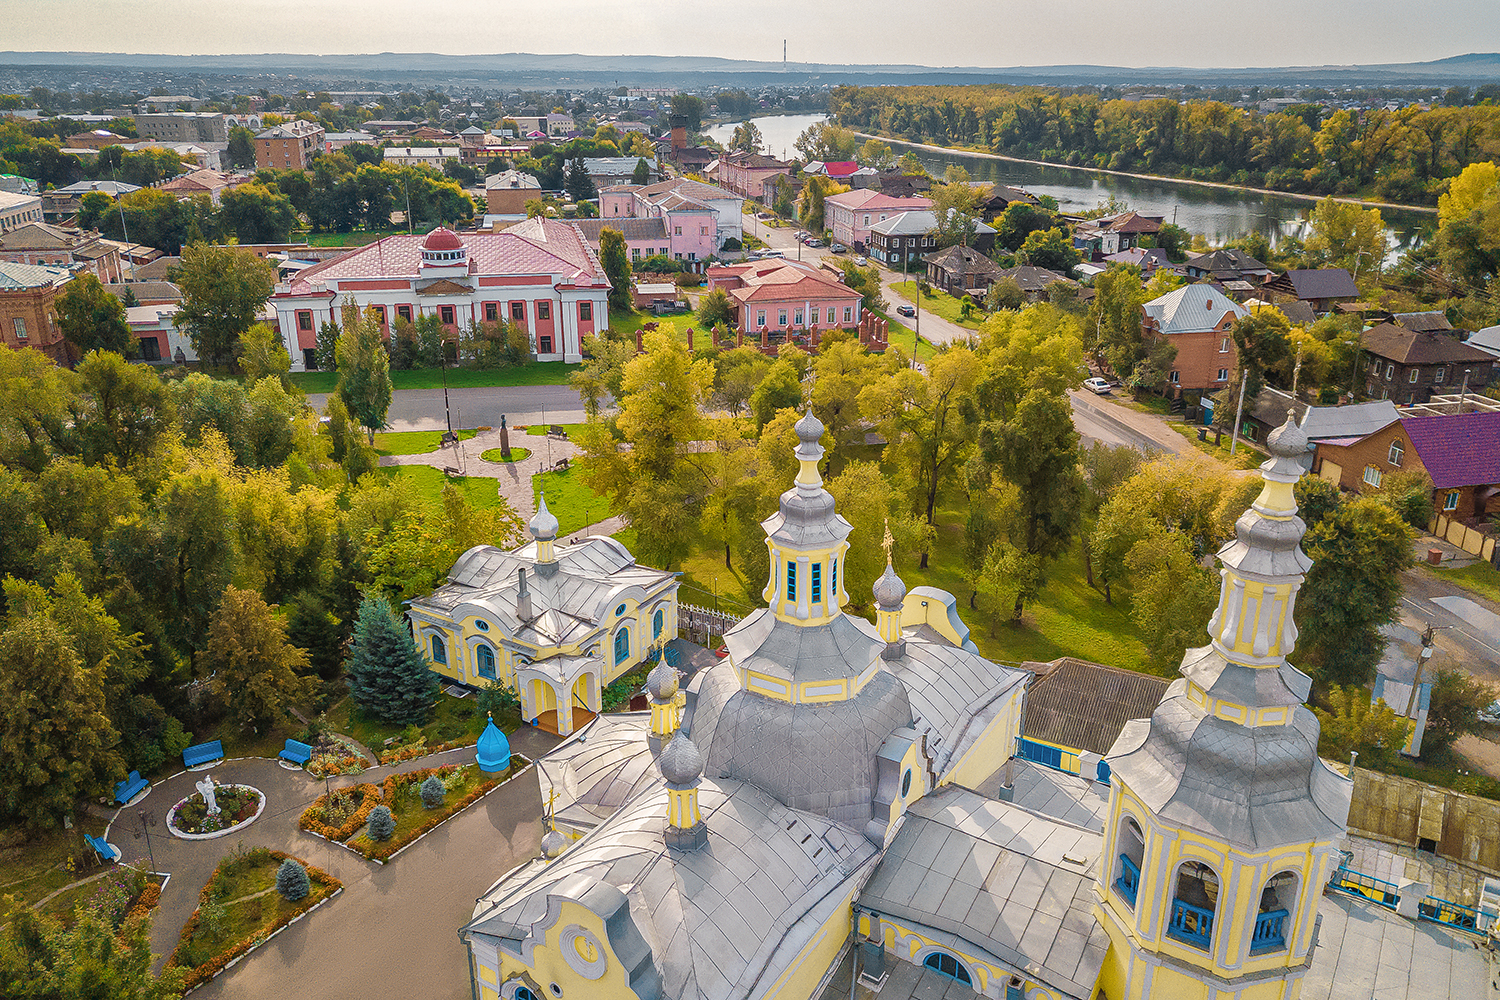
(530, 489), (560, 573)
(759, 411), (850, 624)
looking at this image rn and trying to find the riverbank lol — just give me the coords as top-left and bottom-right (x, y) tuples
(849, 130), (1438, 216)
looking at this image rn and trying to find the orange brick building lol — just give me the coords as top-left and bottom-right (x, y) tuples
(0, 261), (72, 362)
(1141, 282), (1248, 392)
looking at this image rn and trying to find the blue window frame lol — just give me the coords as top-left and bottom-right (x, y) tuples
(653, 608), (664, 639)
(514, 987), (539, 1000)
(830, 557), (837, 601)
(476, 644), (496, 679)
(431, 635), (447, 665)
(614, 627), (629, 666)
(811, 562), (822, 604)
(922, 952), (971, 985)
(475, 619), (489, 632)
(786, 561), (796, 602)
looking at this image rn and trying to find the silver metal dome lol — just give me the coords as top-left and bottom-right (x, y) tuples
(658, 731), (704, 785)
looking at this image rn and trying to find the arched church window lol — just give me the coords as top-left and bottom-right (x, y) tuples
(614, 627), (629, 666)
(1168, 861), (1220, 951)
(476, 643), (496, 679)
(786, 561), (797, 602)
(431, 635), (447, 665)
(921, 952), (972, 985)
(1251, 871), (1298, 954)
(1114, 816), (1144, 909)
(830, 557), (838, 601)
(653, 607), (664, 639)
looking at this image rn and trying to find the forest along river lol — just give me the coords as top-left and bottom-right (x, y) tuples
(706, 113), (1434, 253)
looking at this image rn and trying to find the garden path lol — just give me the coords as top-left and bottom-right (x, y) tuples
(379, 428), (580, 520)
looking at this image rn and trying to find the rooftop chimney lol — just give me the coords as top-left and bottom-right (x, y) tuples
(516, 567), (533, 621)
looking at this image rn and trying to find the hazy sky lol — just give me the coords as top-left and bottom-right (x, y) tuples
(5, 0), (1499, 68)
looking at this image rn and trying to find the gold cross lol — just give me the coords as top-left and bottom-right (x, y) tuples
(882, 519), (894, 564)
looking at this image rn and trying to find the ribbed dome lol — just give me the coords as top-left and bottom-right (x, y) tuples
(646, 657), (679, 702)
(658, 731), (704, 785)
(795, 409), (824, 445)
(873, 560), (907, 610)
(540, 827), (568, 859)
(529, 491), (559, 541)
(423, 227), (464, 251)
(475, 716), (511, 773)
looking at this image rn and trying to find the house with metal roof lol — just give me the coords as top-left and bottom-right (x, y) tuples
(1141, 282), (1249, 391)
(1263, 268), (1359, 313)
(1359, 321), (1496, 404)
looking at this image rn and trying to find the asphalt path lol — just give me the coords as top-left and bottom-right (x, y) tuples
(308, 384), (587, 433)
(1399, 570), (1500, 684)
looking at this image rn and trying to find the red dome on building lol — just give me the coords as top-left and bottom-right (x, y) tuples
(423, 227), (464, 251)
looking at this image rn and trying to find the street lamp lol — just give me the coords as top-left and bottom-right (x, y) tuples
(136, 809), (156, 872)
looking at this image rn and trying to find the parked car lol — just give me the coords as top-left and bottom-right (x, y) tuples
(794, 231), (810, 242)
(1083, 377), (1116, 395)
(762, 250), (785, 258)
(1480, 700), (1500, 725)
(830, 243), (848, 254)
(853, 256), (868, 266)
(896, 304), (916, 317)
(807, 239), (826, 248)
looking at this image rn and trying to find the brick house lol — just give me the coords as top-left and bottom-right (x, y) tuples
(824, 190), (932, 253)
(1141, 282), (1248, 392)
(715, 151), (792, 200)
(1309, 416), (1413, 494)
(706, 258), (862, 338)
(1401, 411), (1500, 524)
(0, 261), (71, 362)
(1360, 322), (1497, 404)
(485, 170), (541, 215)
(255, 121), (325, 170)
(0, 222), (125, 282)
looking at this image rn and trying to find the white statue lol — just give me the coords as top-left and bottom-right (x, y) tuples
(196, 774), (220, 816)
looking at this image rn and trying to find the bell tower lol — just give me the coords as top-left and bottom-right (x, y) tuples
(760, 410), (850, 625)
(1093, 411), (1353, 1000)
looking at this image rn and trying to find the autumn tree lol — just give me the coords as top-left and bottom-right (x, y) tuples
(335, 303), (393, 444)
(54, 272), (132, 359)
(173, 242), (276, 368)
(825, 462), (930, 608)
(729, 122), (764, 154)
(569, 333), (635, 419)
(598, 227), (633, 312)
(239, 322), (292, 385)
(1301, 197), (1388, 279)
(204, 586), (313, 731)
(1314, 686), (1411, 767)
(1423, 668), (1498, 757)
(0, 899), (184, 999)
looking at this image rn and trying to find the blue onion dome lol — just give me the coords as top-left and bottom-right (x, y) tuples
(476, 714), (512, 773)
(646, 657), (679, 702)
(540, 826), (568, 859)
(529, 490), (559, 541)
(873, 560), (907, 611)
(658, 730), (704, 785)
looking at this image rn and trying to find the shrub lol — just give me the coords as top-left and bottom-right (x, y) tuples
(367, 805), (395, 842)
(420, 774), (446, 809)
(298, 783), (383, 841)
(275, 859), (310, 902)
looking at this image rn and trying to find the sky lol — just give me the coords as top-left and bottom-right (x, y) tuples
(4, 0), (1499, 69)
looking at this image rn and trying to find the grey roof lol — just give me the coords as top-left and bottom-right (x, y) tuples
(1299, 400), (1402, 441)
(1299, 892), (1489, 1000)
(1185, 248), (1271, 275)
(464, 776), (877, 1000)
(537, 713), (659, 832)
(1394, 310), (1453, 333)
(1022, 659), (1171, 755)
(0, 260), (72, 290)
(859, 786), (1109, 999)
(974, 758), (1111, 832)
(1143, 282), (1248, 335)
(868, 209), (996, 238)
(1272, 268), (1359, 300)
(484, 169), (541, 191)
(1470, 324), (1500, 358)
(573, 217), (669, 242)
(102, 280), (179, 303)
(1246, 386), (1310, 429)
(52, 179), (140, 196)
(885, 640), (1029, 776)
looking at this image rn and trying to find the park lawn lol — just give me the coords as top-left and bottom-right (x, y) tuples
(381, 466), (509, 511)
(346, 764), (496, 859)
(533, 466), (610, 537)
(1169, 423), (1265, 470)
(606, 307), (699, 346)
(215, 718), (306, 762)
(300, 230), (407, 248)
(480, 446), (532, 464)
(1116, 394), (1177, 417)
(890, 280), (986, 330)
(288, 362), (580, 395)
(525, 422), (588, 438)
(871, 307), (937, 363)
(38, 870), (165, 929)
(1429, 561), (1500, 606)
(373, 428), (478, 456)
(327, 693), (518, 755)
(0, 815), (113, 910)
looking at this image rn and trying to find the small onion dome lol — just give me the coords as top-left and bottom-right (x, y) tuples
(422, 226), (464, 251)
(1266, 408), (1310, 460)
(540, 827), (568, 859)
(658, 730), (704, 785)
(873, 560), (907, 611)
(530, 490), (559, 541)
(475, 714), (511, 773)
(794, 409), (824, 446)
(646, 656), (679, 702)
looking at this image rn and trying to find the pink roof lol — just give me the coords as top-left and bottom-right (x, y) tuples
(822, 161), (859, 178)
(1402, 411), (1500, 490)
(824, 189), (932, 212)
(721, 260), (860, 305)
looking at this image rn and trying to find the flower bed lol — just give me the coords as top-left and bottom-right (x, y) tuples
(168, 784), (264, 838)
(123, 879), (162, 925)
(42, 865), (163, 931)
(167, 847), (341, 993)
(377, 737), (474, 766)
(305, 740), (366, 778)
(347, 760), (515, 862)
(298, 783), (383, 841)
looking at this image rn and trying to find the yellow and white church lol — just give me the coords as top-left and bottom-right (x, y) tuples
(451, 410), (1445, 1000)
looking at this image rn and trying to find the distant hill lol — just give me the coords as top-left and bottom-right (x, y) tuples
(2, 50), (1499, 88)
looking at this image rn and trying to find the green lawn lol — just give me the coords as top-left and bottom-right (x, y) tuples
(0, 816), (113, 910)
(1429, 561), (1500, 605)
(871, 307), (937, 363)
(381, 466), (509, 511)
(288, 363), (579, 395)
(373, 429), (477, 456)
(605, 307), (700, 346)
(300, 230), (407, 248)
(347, 765), (493, 857)
(890, 281), (986, 330)
(533, 466), (610, 537)
(479, 446), (532, 464)
(327, 693), (519, 753)
(1168, 423), (1265, 470)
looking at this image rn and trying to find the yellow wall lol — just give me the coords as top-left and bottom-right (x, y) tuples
(758, 881), (859, 1000)
(870, 914), (1067, 1000)
(491, 898), (646, 1000)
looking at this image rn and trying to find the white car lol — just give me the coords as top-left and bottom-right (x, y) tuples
(1083, 377), (1115, 395)
(1480, 700), (1500, 725)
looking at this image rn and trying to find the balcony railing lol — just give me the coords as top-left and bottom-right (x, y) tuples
(1167, 898), (1214, 950)
(1114, 854), (1140, 908)
(1250, 908), (1288, 953)
(1418, 896), (1484, 934)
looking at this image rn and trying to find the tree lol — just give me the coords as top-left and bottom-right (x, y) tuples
(1087, 266), (1149, 376)
(204, 586), (313, 731)
(1016, 228), (1081, 274)
(335, 304), (393, 444)
(54, 272), (132, 359)
(1423, 667), (1496, 757)
(984, 276), (1024, 311)
(996, 203), (1056, 252)
(598, 227), (633, 312)
(1124, 530), (1220, 671)
(239, 323), (291, 385)
(1301, 196), (1388, 278)
(1297, 495), (1413, 687)
(927, 179), (982, 249)
(799, 175), (848, 233)
(315, 319), (340, 371)
(367, 804), (396, 841)
(1434, 162), (1500, 289)
(569, 333), (635, 419)
(898, 152), (927, 177)
(345, 594), (440, 724)
(793, 121), (859, 163)
(420, 773), (446, 808)
(1151, 222), (1191, 262)
(857, 138), (895, 171)
(323, 394), (378, 481)
(276, 859), (311, 901)
(0, 899), (185, 1000)
(837, 260), (886, 312)
(631, 157), (651, 185)
(1229, 308), (1292, 399)
(749, 356), (804, 430)
(564, 156), (597, 204)
(825, 461), (931, 607)
(669, 95), (706, 133)
(698, 288), (736, 328)
(70, 350), (175, 468)
(729, 122), (764, 154)
(173, 243), (276, 368)
(227, 125), (256, 169)
(218, 182), (298, 244)
(1314, 686), (1411, 767)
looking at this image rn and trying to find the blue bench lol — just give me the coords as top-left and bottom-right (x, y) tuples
(279, 739), (313, 766)
(183, 740), (224, 768)
(84, 834), (119, 863)
(113, 770), (149, 804)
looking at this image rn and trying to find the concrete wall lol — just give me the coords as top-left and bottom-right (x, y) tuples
(1346, 766), (1500, 876)
(1428, 514), (1498, 561)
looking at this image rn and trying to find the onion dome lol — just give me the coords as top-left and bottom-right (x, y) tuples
(658, 730), (704, 786)
(540, 826), (568, 859)
(646, 656), (679, 702)
(422, 226), (464, 251)
(873, 560), (907, 611)
(475, 714), (511, 773)
(529, 491), (559, 541)
(794, 409), (824, 458)
(1264, 408), (1311, 474)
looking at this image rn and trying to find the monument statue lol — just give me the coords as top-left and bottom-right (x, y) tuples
(195, 774), (219, 816)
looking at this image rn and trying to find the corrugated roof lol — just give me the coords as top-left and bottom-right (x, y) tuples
(1022, 658), (1169, 755)
(1402, 411), (1500, 489)
(1142, 282), (1248, 336)
(1299, 400), (1402, 441)
(1362, 323), (1495, 366)
(0, 260), (72, 290)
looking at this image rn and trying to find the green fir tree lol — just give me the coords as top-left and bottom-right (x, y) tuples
(344, 595), (439, 725)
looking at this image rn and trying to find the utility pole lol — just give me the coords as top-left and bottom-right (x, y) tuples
(1228, 375), (1248, 456)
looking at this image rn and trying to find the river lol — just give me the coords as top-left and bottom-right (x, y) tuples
(706, 113), (1434, 252)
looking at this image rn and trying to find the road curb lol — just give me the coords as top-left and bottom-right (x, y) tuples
(1070, 394), (1172, 453)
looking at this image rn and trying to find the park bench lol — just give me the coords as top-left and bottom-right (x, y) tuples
(183, 739), (224, 769)
(84, 834), (120, 863)
(551, 457), (570, 473)
(547, 425), (568, 439)
(113, 770), (149, 805)
(279, 739), (313, 766)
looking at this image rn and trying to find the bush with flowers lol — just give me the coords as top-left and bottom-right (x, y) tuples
(297, 783), (383, 842)
(346, 760), (516, 862)
(306, 740), (366, 778)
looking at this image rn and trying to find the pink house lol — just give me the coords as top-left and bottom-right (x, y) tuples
(707, 259), (863, 337)
(716, 151), (793, 200)
(824, 190), (932, 252)
(597, 178), (743, 264)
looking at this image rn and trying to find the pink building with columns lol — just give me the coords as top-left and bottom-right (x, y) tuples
(707, 259), (863, 336)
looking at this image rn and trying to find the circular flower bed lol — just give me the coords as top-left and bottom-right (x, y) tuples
(167, 784), (266, 840)
(480, 446), (531, 464)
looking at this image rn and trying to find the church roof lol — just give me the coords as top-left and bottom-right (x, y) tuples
(1023, 659), (1171, 756)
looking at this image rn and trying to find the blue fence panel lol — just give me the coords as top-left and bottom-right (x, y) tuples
(1016, 737), (1064, 770)
(1250, 909), (1288, 953)
(1167, 899), (1214, 950)
(1418, 896), (1484, 934)
(1114, 854), (1140, 908)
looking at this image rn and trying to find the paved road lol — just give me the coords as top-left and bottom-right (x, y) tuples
(1399, 569), (1500, 684)
(307, 384), (587, 433)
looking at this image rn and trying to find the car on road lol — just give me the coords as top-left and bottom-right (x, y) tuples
(794, 231), (810, 242)
(830, 243), (848, 254)
(761, 249), (785, 258)
(1083, 377), (1116, 395)
(853, 256), (868, 266)
(807, 238), (826, 248)
(896, 304), (916, 317)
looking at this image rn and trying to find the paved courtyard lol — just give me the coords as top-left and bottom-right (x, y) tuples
(105, 726), (561, 999)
